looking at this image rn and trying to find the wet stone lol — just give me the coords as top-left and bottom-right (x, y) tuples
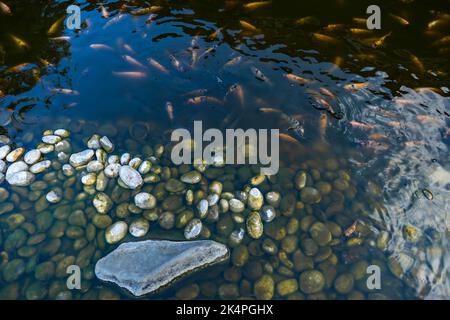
(24, 149), (41, 165)
(42, 135), (61, 145)
(30, 160), (51, 174)
(46, 189), (62, 203)
(165, 179), (185, 193)
(54, 129), (70, 138)
(180, 171), (202, 184)
(260, 205), (277, 222)
(69, 149), (94, 167)
(104, 163), (120, 178)
(299, 270), (326, 294)
(129, 219), (150, 237)
(105, 221), (128, 244)
(95, 239), (229, 296)
(6, 161), (28, 179)
(93, 192), (113, 214)
(0, 145), (11, 160)
(6, 171), (35, 186)
(229, 199), (245, 213)
(119, 165), (143, 189)
(87, 135), (101, 149)
(300, 187), (322, 204)
(2, 259), (25, 282)
(6, 147), (25, 162)
(134, 192), (156, 209)
(184, 219), (203, 240)
(87, 160), (104, 173)
(197, 199), (209, 218)
(100, 136), (114, 153)
(254, 275), (274, 300)
(246, 211), (264, 239)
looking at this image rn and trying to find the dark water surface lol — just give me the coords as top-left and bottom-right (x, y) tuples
(0, 0), (449, 300)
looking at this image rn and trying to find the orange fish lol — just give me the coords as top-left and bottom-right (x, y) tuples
(324, 24), (345, 31)
(387, 121), (401, 127)
(344, 221), (358, 237)
(312, 33), (339, 44)
(122, 55), (146, 69)
(319, 113), (327, 141)
(0, 1), (11, 15)
(166, 101), (174, 122)
(112, 71), (147, 78)
(243, 1), (271, 10)
(187, 96), (224, 105)
(89, 43), (113, 50)
(319, 87), (336, 99)
(224, 56), (242, 67)
(147, 58), (168, 73)
(416, 115), (440, 123)
(404, 140), (426, 147)
(344, 82), (368, 91)
(207, 28), (222, 40)
(349, 121), (374, 130)
(239, 20), (259, 32)
(284, 73), (312, 84)
(394, 98), (416, 106)
(100, 4), (109, 18)
(279, 133), (300, 145)
(369, 133), (388, 140)
(226, 84), (245, 108)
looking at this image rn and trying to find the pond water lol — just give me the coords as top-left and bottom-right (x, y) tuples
(0, 0), (449, 300)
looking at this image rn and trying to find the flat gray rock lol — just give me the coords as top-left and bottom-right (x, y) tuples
(95, 239), (229, 296)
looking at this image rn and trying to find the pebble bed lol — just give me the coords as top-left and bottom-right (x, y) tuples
(0, 124), (435, 300)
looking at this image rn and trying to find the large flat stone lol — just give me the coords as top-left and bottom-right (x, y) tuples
(94, 239), (229, 296)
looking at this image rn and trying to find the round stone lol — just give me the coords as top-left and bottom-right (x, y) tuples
(246, 211), (263, 239)
(197, 199), (209, 218)
(46, 189), (62, 203)
(81, 173), (97, 186)
(248, 188), (264, 210)
(93, 192), (113, 214)
(87, 160), (104, 173)
(6, 171), (35, 186)
(6, 147), (25, 162)
(69, 149), (94, 167)
(100, 136), (114, 153)
(134, 192), (156, 209)
(260, 205), (277, 222)
(129, 219), (150, 237)
(299, 270), (326, 294)
(295, 171), (307, 189)
(105, 221), (128, 244)
(24, 149), (41, 165)
(334, 273), (354, 294)
(0, 145), (11, 160)
(309, 222), (332, 246)
(30, 160), (51, 174)
(42, 135), (61, 144)
(184, 219), (202, 240)
(254, 275), (274, 300)
(180, 171), (202, 184)
(300, 187), (321, 204)
(229, 199), (245, 213)
(119, 165), (143, 189)
(6, 161), (28, 179)
(165, 179), (185, 193)
(104, 163), (120, 178)
(54, 129), (70, 137)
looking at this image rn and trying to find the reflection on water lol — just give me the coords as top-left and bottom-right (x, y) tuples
(0, 0), (449, 299)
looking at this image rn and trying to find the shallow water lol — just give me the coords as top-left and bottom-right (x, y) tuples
(0, 0), (449, 300)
